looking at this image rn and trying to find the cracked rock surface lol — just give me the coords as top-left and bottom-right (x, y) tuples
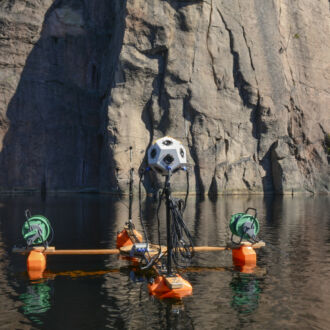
(0, 0), (329, 194)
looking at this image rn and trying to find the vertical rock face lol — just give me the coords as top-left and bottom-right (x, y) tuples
(0, 0), (329, 194)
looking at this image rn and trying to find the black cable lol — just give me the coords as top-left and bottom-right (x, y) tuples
(138, 171), (149, 248)
(138, 170), (159, 269)
(168, 196), (194, 269)
(139, 168), (194, 271)
(141, 179), (165, 270)
(182, 169), (189, 213)
(156, 189), (164, 250)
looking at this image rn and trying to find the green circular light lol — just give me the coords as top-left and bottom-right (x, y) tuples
(229, 213), (259, 240)
(22, 215), (51, 245)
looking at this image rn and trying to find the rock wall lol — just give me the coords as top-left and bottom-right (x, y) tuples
(0, 0), (329, 194)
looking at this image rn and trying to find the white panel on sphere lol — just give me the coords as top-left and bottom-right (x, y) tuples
(147, 137), (187, 175)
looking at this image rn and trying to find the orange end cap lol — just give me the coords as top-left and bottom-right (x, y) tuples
(116, 230), (133, 248)
(232, 246), (257, 266)
(27, 251), (46, 272)
(116, 228), (143, 248)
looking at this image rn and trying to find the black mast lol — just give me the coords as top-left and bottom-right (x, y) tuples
(165, 173), (172, 275)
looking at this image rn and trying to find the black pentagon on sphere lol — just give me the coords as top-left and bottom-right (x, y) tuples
(150, 148), (157, 159)
(162, 139), (173, 146)
(163, 154), (174, 165)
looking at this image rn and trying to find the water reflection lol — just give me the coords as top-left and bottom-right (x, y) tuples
(163, 302), (195, 330)
(19, 280), (52, 325)
(230, 273), (260, 315)
(0, 194), (329, 329)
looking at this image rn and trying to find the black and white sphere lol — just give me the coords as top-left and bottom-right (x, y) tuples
(147, 137), (187, 175)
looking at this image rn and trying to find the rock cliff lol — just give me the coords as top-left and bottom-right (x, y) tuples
(0, 0), (329, 194)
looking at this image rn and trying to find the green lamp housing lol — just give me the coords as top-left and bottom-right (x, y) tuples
(22, 215), (52, 246)
(229, 208), (260, 243)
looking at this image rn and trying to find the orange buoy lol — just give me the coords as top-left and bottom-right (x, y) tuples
(232, 245), (257, 267)
(148, 275), (192, 299)
(27, 251), (46, 279)
(116, 228), (143, 248)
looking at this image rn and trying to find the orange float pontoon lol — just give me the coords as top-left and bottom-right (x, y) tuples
(116, 226), (143, 248)
(27, 250), (46, 280)
(232, 244), (257, 266)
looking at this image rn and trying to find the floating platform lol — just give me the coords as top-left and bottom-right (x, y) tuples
(12, 246), (120, 255)
(12, 241), (265, 256)
(12, 241), (266, 292)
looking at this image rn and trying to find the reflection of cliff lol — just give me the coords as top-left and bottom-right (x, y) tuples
(0, 1), (329, 194)
(0, 229), (31, 327)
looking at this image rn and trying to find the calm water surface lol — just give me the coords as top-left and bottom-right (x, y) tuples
(0, 194), (329, 329)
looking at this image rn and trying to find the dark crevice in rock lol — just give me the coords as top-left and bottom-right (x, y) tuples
(250, 92), (261, 149)
(262, 141), (276, 193)
(208, 138), (220, 197)
(218, 9), (254, 108)
(224, 138), (229, 156)
(157, 100), (170, 136)
(158, 49), (168, 108)
(241, 25), (255, 71)
(224, 171), (228, 183)
(319, 124), (330, 164)
(183, 91), (205, 195)
(271, 141), (283, 194)
(208, 175), (218, 201)
(148, 49), (170, 135)
(287, 96), (305, 150)
(242, 167), (251, 191)
(206, 0), (221, 90)
(165, 0), (203, 11)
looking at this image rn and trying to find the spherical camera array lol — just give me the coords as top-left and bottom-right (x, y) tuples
(147, 137), (187, 175)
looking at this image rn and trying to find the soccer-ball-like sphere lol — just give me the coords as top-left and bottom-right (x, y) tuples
(147, 137), (187, 175)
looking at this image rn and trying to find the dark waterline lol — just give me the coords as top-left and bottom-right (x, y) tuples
(0, 194), (329, 329)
